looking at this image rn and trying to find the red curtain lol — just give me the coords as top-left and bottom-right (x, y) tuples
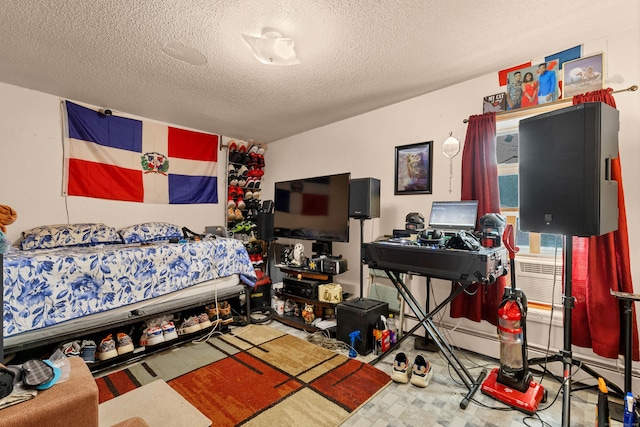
(571, 89), (638, 360)
(450, 112), (506, 326)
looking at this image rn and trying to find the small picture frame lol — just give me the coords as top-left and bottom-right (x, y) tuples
(394, 141), (433, 195)
(562, 53), (604, 99)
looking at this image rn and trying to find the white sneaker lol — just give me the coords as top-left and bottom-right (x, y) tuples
(116, 333), (135, 355)
(178, 316), (201, 335)
(410, 354), (433, 387)
(97, 335), (118, 361)
(162, 321), (178, 341)
(197, 313), (212, 329)
(390, 352), (410, 384)
(140, 326), (165, 346)
(60, 340), (81, 357)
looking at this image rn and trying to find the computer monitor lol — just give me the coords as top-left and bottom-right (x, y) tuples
(428, 200), (479, 232)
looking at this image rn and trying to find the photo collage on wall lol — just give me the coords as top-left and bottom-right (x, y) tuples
(483, 45), (605, 113)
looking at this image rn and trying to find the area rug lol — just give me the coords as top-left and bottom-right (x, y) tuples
(95, 325), (391, 426)
(98, 379), (211, 427)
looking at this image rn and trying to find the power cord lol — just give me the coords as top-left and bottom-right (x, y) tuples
(307, 330), (354, 356)
(249, 306), (275, 324)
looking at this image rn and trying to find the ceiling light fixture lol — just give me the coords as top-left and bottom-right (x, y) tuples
(242, 30), (300, 66)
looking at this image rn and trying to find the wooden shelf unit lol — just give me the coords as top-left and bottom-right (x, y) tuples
(273, 264), (341, 334)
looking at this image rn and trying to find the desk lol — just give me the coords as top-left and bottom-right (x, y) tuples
(363, 241), (508, 409)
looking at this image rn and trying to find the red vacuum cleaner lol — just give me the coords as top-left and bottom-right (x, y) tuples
(481, 223), (545, 415)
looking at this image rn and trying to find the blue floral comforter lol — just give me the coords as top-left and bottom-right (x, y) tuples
(2, 238), (256, 338)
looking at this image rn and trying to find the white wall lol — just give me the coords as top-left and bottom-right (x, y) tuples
(264, 26), (640, 387)
(0, 87), (229, 243)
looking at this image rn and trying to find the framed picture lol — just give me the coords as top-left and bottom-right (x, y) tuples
(506, 61), (561, 110)
(483, 92), (506, 113)
(394, 141), (433, 195)
(562, 53), (604, 99)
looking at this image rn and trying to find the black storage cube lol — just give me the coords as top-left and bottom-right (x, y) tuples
(336, 298), (388, 355)
(250, 276), (272, 310)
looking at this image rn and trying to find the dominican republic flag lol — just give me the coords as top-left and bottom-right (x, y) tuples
(63, 101), (218, 204)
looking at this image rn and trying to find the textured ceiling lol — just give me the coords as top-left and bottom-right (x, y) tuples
(0, 0), (637, 143)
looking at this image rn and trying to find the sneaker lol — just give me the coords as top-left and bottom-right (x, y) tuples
(228, 164), (236, 181)
(227, 194), (236, 209)
(162, 321), (178, 341)
(205, 304), (221, 325)
(218, 301), (234, 325)
(237, 165), (248, 177)
(97, 335), (118, 361)
(238, 140), (248, 153)
(231, 221), (250, 233)
(239, 221), (256, 233)
(410, 354), (433, 387)
(60, 340), (81, 357)
(227, 207), (237, 221)
(229, 150), (243, 164)
(178, 316), (201, 335)
(198, 312), (212, 329)
(391, 352), (410, 384)
(140, 326), (165, 347)
(237, 197), (246, 210)
(80, 340), (97, 363)
(116, 333), (134, 355)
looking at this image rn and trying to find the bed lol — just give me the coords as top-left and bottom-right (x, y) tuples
(1, 222), (256, 357)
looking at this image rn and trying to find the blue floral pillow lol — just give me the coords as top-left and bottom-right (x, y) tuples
(20, 223), (122, 250)
(118, 222), (182, 244)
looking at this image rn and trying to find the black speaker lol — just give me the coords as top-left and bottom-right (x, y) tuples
(519, 102), (619, 237)
(261, 200), (274, 214)
(349, 177), (380, 219)
(257, 213), (275, 241)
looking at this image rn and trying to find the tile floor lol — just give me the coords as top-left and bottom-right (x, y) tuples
(267, 320), (624, 427)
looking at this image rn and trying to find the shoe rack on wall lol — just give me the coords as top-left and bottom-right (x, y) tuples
(225, 138), (268, 270)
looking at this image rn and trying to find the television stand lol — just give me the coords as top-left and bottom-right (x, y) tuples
(273, 265), (344, 335)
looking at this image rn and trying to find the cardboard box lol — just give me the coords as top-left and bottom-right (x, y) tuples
(318, 283), (343, 303)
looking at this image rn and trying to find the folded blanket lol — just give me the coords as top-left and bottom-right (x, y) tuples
(0, 205), (17, 233)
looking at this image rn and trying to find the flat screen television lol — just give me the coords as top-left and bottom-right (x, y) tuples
(273, 172), (351, 244)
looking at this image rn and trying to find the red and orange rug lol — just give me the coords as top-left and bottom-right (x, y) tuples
(96, 325), (391, 426)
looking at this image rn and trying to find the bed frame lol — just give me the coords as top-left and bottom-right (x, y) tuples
(1, 239), (255, 366)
